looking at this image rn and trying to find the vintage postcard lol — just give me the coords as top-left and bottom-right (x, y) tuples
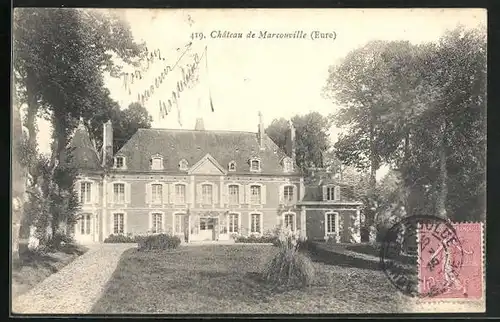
(11, 8), (486, 315)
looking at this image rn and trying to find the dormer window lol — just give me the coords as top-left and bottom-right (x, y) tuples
(228, 161), (236, 172)
(324, 185), (341, 201)
(179, 159), (189, 171)
(250, 158), (261, 172)
(114, 156), (126, 169)
(150, 154), (164, 170)
(283, 157), (293, 173)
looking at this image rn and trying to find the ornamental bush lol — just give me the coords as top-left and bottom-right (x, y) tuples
(104, 234), (135, 243)
(262, 226), (316, 288)
(234, 234), (277, 244)
(137, 234), (181, 251)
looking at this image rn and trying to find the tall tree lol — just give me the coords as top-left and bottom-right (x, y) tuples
(13, 8), (144, 244)
(265, 112), (332, 174)
(12, 103), (26, 262)
(86, 101), (153, 154)
(324, 26), (486, 222)
(13, 8), (144, 167)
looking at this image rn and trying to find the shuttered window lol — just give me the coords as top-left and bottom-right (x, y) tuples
(250, 185), (261, 204)
(284, 185), (294, 202)
(114, 183), (125, 203)
(175, 184), (186, 204)
(326, 213), (337, 234)
(229, 213), (239, 233)
(202, 184), (213, 204)
(250, 213), (261, 233)
(151, 184), (163, 204)
(228, 185), (239, 205)
(284, 213), (295, 231)
(151, 213), (163, 233)
(80, 182), (92, 204)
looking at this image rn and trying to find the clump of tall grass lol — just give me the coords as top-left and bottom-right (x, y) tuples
(262, 227), (316, 289)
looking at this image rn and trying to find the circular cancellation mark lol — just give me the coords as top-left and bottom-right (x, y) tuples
(379, 214), (464, 298)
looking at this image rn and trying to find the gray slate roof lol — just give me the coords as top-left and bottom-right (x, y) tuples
(66, 124), (102, 171)
(115, 128), (300, 175)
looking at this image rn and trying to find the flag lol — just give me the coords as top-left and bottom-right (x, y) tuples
(209, 94), (214, 112)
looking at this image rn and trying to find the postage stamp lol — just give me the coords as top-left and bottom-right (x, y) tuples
(418, 222), (484, 300)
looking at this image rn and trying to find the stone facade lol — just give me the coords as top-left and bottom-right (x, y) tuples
(69, 117), (362, 244)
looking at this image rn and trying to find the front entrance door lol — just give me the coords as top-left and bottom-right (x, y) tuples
(199, 217), (218, 241)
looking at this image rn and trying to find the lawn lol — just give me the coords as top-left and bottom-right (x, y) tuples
(11, 242), (88, 298)
(91, 244), (410, 314)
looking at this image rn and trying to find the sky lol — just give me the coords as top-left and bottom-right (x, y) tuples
(30, 8), (485, 178)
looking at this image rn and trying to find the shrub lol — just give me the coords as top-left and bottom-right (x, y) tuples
(262, 227), (315, 288)
(137, 234), (181, 251)
(104, 234), (135, 243)
(234, 235), (277, 244)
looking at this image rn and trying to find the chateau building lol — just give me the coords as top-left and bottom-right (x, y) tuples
(69, 114), (362, 244)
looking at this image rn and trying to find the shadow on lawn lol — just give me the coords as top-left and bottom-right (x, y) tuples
(14, 242), (87, 272)
(305, 243), (382, 271)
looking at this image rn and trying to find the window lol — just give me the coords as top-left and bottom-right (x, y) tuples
(228, 161), (236, 171)
(151, 213), (163, 233)
(202, 184), (213, 204)
(175, 184), (186, 204)
(326, 213), (337, 234)
(284, 213), (295, 231)
(229, 213), (239, 233)
(115, 157), (124, 168)
(250, 185), (261, 204)
(80, 182), (92, 204)
(79, 214), (91, 235)
(113, 213), (124, 234)
(179, 159), (189, 170)
(175, 214), (185, 234)
(200, 217), (214, 230)
(283, 185), (294, 203)
(250, 159), (261, 171)
(151, 156), (163, 170)
(228, 185), (239, 205)
(250, 213), (261, 233)
(326, 186), (340, 201)
(151, 184), (163, 204)
(113, 183), (125, 203)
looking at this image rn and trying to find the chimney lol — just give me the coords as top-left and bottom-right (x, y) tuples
(289, 120), (296, 163)
(195, 118), (205, 131)
(258, 111), (264, 150)
(102, 120), (113, 167)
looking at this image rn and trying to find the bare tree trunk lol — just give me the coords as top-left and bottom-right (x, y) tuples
(12, 103), (26, 263)
(436, 118), (448, 219)
(25, 72), (39, 176)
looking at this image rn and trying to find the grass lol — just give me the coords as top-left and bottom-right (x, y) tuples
(342, 243), (417, 266)
(11, 242), (88, 298)
(91, 244), (408, 314)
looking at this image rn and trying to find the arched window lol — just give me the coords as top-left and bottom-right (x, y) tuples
(228, 161), (236, 171)
(150, 154), (164, 170)
(250, 158), (261, 172)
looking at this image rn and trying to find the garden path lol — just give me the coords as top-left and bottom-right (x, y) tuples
(12, 243), (135, 314)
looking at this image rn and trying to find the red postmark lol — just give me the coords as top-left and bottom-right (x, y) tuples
(418, 222), (483, 299)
